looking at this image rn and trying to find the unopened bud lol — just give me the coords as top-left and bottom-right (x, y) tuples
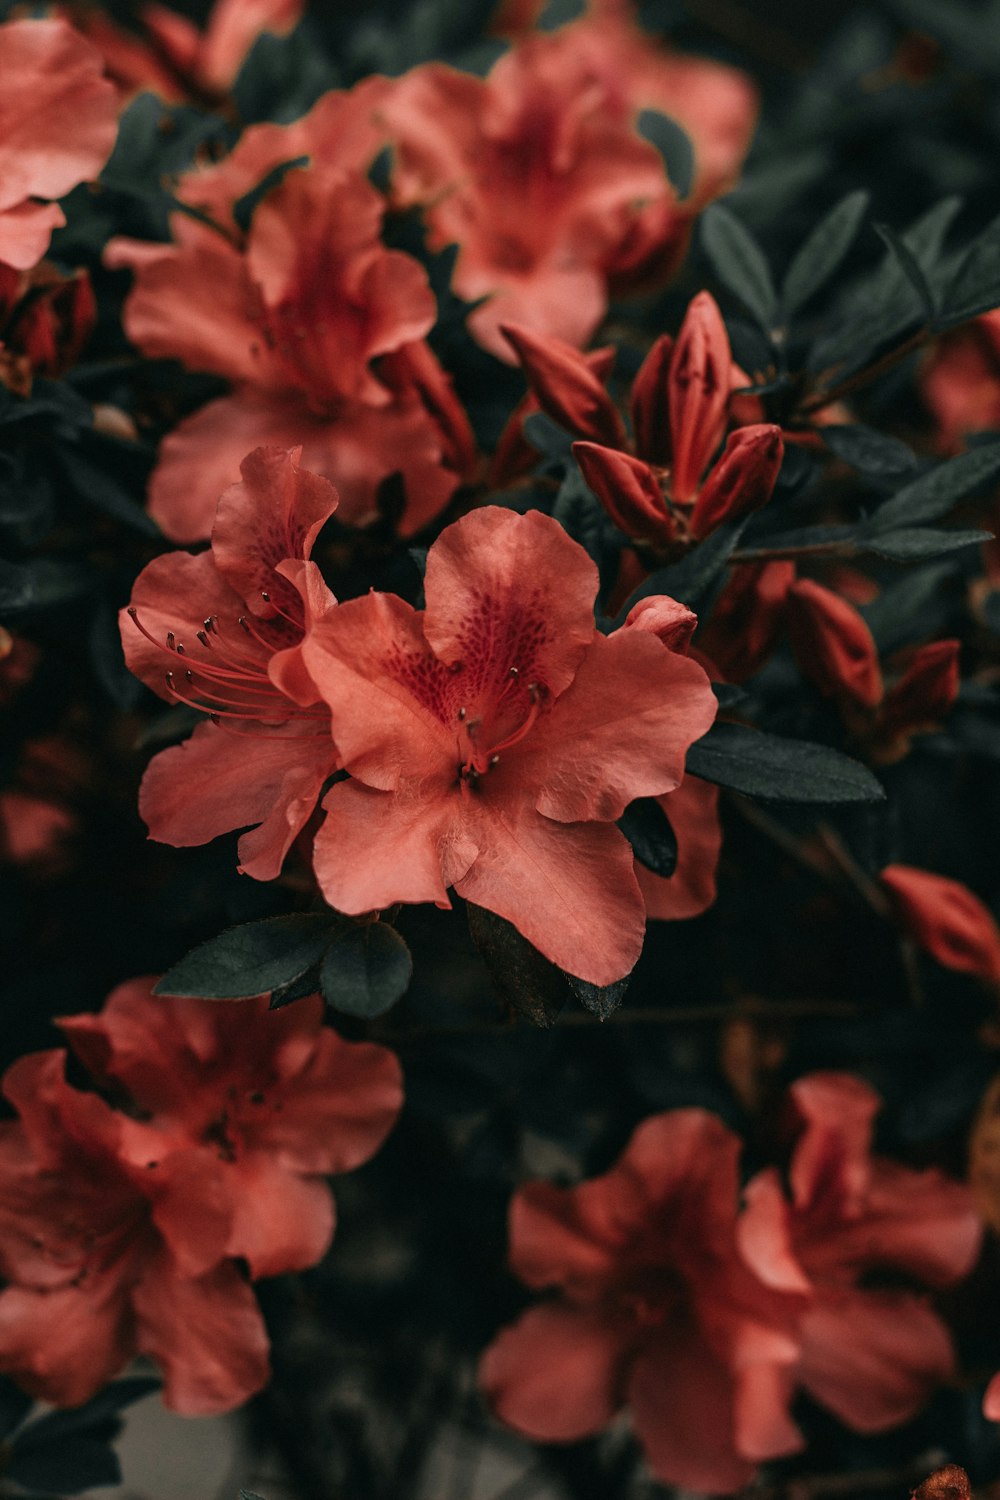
(786, 578), (883, 710)
(629, 333), (674, 466)
(620, 596), (698, 654)
(881, 864), (1000, 984)
(668, 291), (732, 502)
(501, 323), (625, 447)
(689, 424), (784, 539)
(573, 442), (669, 545)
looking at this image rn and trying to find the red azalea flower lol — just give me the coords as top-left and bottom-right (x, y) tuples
(740, 1073), (981, 1432)
(301, 505), (716, 986)
(479, 1110), (804, 1492)
(121, 446), (340, 879)
(504, 292), (783, 548)
(106, 91), (474, 541)
(377, 34), (673, 361)
(0, 19), (118, 272)
(0, 1050), (269, 1414)
(59, 978), (404, 1280)
(922, 311), (1000, 451)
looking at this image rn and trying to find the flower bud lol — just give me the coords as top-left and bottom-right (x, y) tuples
(875, 639), (960, 758)
(621, 596), (698, 654)
(573, 441), (670, 544)
(668, 291), (731, 502)
(786, 578), (883, 709)
(629, 332), (674, 466)
(689, 423), (783, 539)
(501, 323), (626, 446)
(881, 863), (1000, 984)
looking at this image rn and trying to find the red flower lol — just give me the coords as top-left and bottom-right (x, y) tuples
(785, 577), (884, 710)
(106, 89), (474, 541)
(121, 446), (341, 880)
(740, 1073), (981, 1432)
(0, 19), (118, 271)
(60, 978), (404, 1280)
(506, 293), (783, 548)
(922, 311), (1000, 451)
(880, 864), (1000, 985)
(479, 1110), (804, 1492)
(377, 34), (672, 360)
(0, 1050), (270, 1414)
(302, 506), (717, 985)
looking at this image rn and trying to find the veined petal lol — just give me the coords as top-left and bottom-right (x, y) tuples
(515, 630), (716, 823)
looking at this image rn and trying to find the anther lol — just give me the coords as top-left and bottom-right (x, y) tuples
(175, 643), (186, 655)
(489, 754), (500, 767)
(197, 630), (210, 648)
(185, 670), (194, 683)
(508, 666), (519, 679)
(166, 631), (175, 650)
(261, 591), (270, 602)
(239, 617), (252, 634)
(457, 707), (467, 721)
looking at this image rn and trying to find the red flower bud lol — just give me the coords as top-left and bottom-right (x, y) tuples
(621, 596), (698, 654)
(786, 578), (883, 709)
(876, 639), (960, 757)
(491, 346), (619, 488)
(629, 332), (674, 466)
(668, 291), (731, 502)
(501, 322), (626, 447)
(689, 423), (783, 539)
(573, 441), (670, 544)
(881, 864), (1000, 984)
(697, 560), (795, 682)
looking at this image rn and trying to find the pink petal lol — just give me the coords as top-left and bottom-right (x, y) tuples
(515, 629), (717, 823)
(134, 1253), (270, 1415)
(0, 1274), (133, 1408)
(637, 776), (721, 921)
(313, 779), (476, 912)
(423, 506), (599, 698)
(149, 388), (460, 543)
(800, 1288), (956, 1432)
(224, 1157), (334, 1278)
(739, 1169), (812, 1294)
(139, 718), (337, 880)
(454, 802), (646, 985)
(479, 1302), (625, 1441)
(0, 201), (65, 273)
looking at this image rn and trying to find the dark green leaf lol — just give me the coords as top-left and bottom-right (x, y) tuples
(864, 527), (991, 561)
(822, 424), (917, 477)
(467, 904), (566, 1027)
(618, 519), (747, 618)
(700, 203), (778, 329)
(155, 914), (342, 999)
(522, 410), (574, 458)
(268, 967), (322, 1010)
(320, 923), (413, 1018)
(782, 190), (870, 317)
(0, 557), (92, 616)
(686, 723), (885, 803)
(864, 440), (1000, 532)
(862, 561), (962, 653)
(941, 210), (1000, 323)
(565, 972), (631, 1021)
(638, 109), (694, 200)
(0, 1378), (32, 1439)
(22, 1377), (160, 1439)
(617, 798), (678, 878)
(874, 220), (938, 322)
(6, 1438), (121, 1494)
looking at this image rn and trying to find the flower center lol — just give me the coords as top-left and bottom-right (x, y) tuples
(455, 665), (545, 790)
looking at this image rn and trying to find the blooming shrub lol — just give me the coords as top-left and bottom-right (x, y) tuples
(6, 0), (1000, 1497)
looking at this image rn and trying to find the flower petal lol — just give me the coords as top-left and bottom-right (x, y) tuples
(636, 776), (721, 921)
(0, 1274), (133, 1408)
(479, 1302), (625, 1441)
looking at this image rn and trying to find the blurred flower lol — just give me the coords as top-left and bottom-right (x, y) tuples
(0, 1048), (271, 1414)
(479, 1109), (804, 1492)
(122, 446), (341, 880)
(60, 978), (404, 1280)
(107, 87), (474, 541)
(64, 0), (303, 104)
(378, 30), (675, 360)
(0, 18), (118, 271)
(740, 1072), (981, 1432)
(922, 311), (1000, 451)
(880, 864), (1000, 985)
(303, 505), (716, 984)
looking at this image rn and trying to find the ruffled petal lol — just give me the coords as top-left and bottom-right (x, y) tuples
(0, 1273), (133, 1407)
(637, 776), (721, 921)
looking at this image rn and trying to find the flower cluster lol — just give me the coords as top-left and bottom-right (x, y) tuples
(0, 978), (402, 1413)
(482, 1075), (981, 1491)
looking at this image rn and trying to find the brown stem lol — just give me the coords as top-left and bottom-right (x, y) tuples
(729, 539), (860, 564)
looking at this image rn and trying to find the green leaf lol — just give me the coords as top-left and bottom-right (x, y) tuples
(863, 527), (991, 561)
(617, 797), (678, 878)
(700, 203), (778, 329)
(6, 1437), (120, 1494)
(822, 423), (917, 477)
(155, 915), (342, 1000)
(320, 923), (413, 1018)
(638, 109), (695, 200)
(864, 440), (1000, 532)
(873, 220), (938, 323)
(686, 723), (885, 803)
(565, 973), (631, 1021)
(782, 190), (870, 317)
(618, 518), (747, 618)
(467, 904), (567, 1027)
